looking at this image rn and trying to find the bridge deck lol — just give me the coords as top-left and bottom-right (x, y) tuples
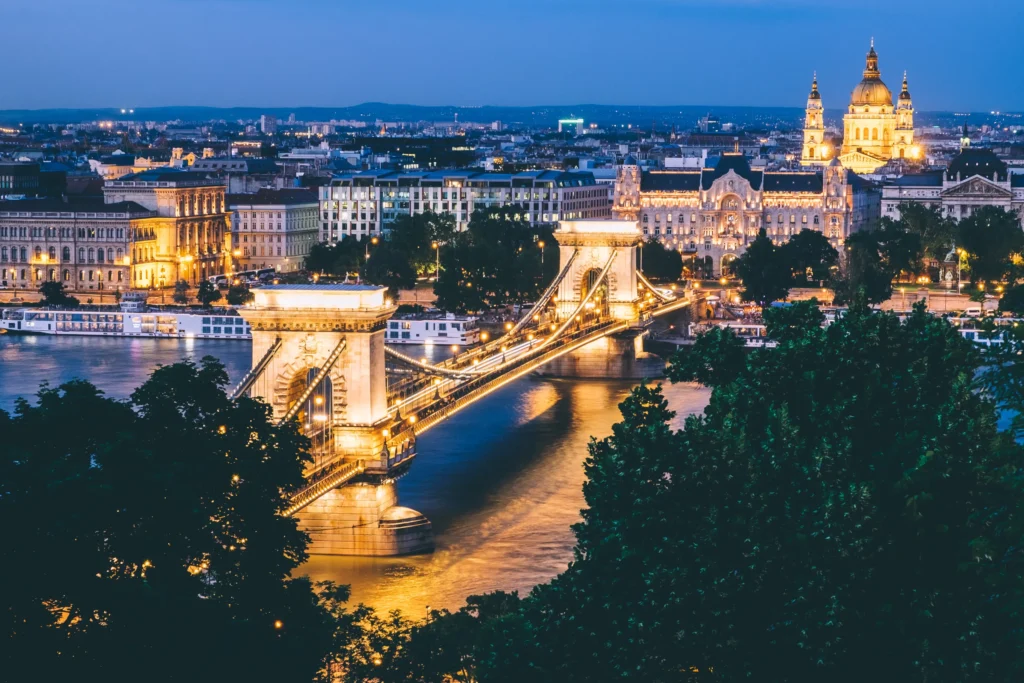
(284, 293), (697, 514)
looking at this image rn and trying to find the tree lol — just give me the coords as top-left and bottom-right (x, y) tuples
(37, 280), (79, 308)
(833, 226), (921, 305)
(226, 283), (255, 306)
(172, 279), (190, 305)
(998, 283), (1024, 316)
(433, 207), (553, 314)
(734, 228), (791, 306)
(887, 201), (956, 261)
(958, 206), (1024, 284)
(780, 228), (838, 285)
(0, 359), (362, 681)
(387, 211), (457, 277)
(456, 302), (1020, 683)
(197, 279), (222, 308)
(640, 238), (683, 281)
(304, 236), (364, 277)
(361, 242), (417, 297)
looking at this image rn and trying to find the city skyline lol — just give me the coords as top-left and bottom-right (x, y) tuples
(6, 0), (1023, 112)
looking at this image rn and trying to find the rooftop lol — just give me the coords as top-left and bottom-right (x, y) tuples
(227, 188), (318, 207)
(0, 197), (154, 216)
(107, 168), (224, 187)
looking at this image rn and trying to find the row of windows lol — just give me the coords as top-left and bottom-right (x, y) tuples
(0, 227), (126, 239)
(0, 268), (124, 283)
(0, 246), (124, 263)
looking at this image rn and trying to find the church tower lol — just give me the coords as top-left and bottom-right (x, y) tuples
(612, 154), (641, 221)
(893, 71), (916, 160)
(801, 74), (829, 166)
(839, 40), (904, 174)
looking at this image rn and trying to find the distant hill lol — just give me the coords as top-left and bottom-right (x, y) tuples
(0, 102), (986, 129)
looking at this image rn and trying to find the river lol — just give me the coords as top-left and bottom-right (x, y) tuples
(0, 335), (709, 616)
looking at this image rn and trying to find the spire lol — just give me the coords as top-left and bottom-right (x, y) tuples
(961, 123), (971, 150)
(864, 39), (880, 77)
(809, 72), (821, 100)
(899, 70), (911, 100)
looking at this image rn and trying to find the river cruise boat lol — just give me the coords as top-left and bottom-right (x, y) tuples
(687, 320), (777, 349)
(386, 312), (480, 346)
(0, 307), (252, 339)
(0, 293), (252, 340)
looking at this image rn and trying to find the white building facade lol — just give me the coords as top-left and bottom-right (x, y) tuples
(229, 189), (319, 272)
(318, 169), (611, 242)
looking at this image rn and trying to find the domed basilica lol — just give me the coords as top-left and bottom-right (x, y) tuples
(802, 41), (917, 173)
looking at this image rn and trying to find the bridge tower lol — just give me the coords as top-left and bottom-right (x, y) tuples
(239, 285), (433, 556)
(543, 220), (665, 378)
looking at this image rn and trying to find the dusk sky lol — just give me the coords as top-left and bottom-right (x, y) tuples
(5, 0), (1023, 112)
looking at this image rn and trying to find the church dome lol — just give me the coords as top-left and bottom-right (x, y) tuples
(850, 42), (892, 107)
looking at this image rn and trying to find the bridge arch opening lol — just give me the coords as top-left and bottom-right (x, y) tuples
(581, 267), (609, 320)
(721, 253), (739, 278)
(286, 367), (335, 464)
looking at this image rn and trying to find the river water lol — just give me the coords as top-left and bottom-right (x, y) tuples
(0, 335), (709, 616)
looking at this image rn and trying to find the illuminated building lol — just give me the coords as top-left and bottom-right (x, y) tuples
(104, 169), (230, 288)
(228, 189), (319, 273)
(881, 144), (1024, 225)
(614, 153), (879, 276)
(800, 75), (831, 167)
(0, 198), (150, 291)
(835, 41), (917, 173)
(319, 169), (611, 242)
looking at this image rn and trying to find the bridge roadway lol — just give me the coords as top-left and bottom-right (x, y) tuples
(284, 292), (696, 516)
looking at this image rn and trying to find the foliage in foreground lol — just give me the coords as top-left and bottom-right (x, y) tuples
(391, 301), (1024, 682)
(0, 359), (360, 681)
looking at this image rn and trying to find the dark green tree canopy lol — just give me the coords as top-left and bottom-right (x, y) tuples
(734, 228), (791, 306)
(780, 228), (839, 285)
(172, 279), (190, 304)
(957, 206), (1024, 284)
(37, 280), (79, 308)
(640, 238), (683, 281)
(884, 201), (957, 261)
(197, 279), (222, 308)
(226, 282), (255, 306)
(382, 302), (1024, 683)
(0, 359), (359, 681)
(434, 206), (555, 314)
(833, 225), (921, 305)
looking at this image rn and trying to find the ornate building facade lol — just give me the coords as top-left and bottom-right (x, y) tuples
(881, 146), (1024, 224)
(613, 153), (879, 276)
(0, 197), (153, 292)
(834, 41), (917, 173)
(103, 169), (230, 288)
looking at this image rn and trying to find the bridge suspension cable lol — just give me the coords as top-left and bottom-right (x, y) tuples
(279, 337), (348, 424)
(384, 346), (474, 379)
(637, 270), (673, 302)
(537, 250), (618, 351)
(504, 248), (579, 341)
(229, 336), (282, 401)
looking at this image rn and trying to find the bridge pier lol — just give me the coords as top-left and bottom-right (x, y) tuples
(536, 329), (665, 379)
(240, 285), (433, 557)
(297, 481), (433, 556)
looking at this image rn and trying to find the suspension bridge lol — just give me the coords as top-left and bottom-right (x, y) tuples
(233, 219), (697, 555)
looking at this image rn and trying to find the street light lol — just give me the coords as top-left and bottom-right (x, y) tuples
(538, 240), (545, 266)
(432, 241), (440, 280)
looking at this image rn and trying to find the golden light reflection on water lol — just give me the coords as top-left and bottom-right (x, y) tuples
(301, 378), (711, 617)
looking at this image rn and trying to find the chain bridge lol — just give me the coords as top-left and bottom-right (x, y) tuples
(234, 220), (697, 556)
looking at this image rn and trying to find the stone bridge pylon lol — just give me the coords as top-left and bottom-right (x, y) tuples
(542, 220), (665, 378)
(238, 285), (433, 557)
